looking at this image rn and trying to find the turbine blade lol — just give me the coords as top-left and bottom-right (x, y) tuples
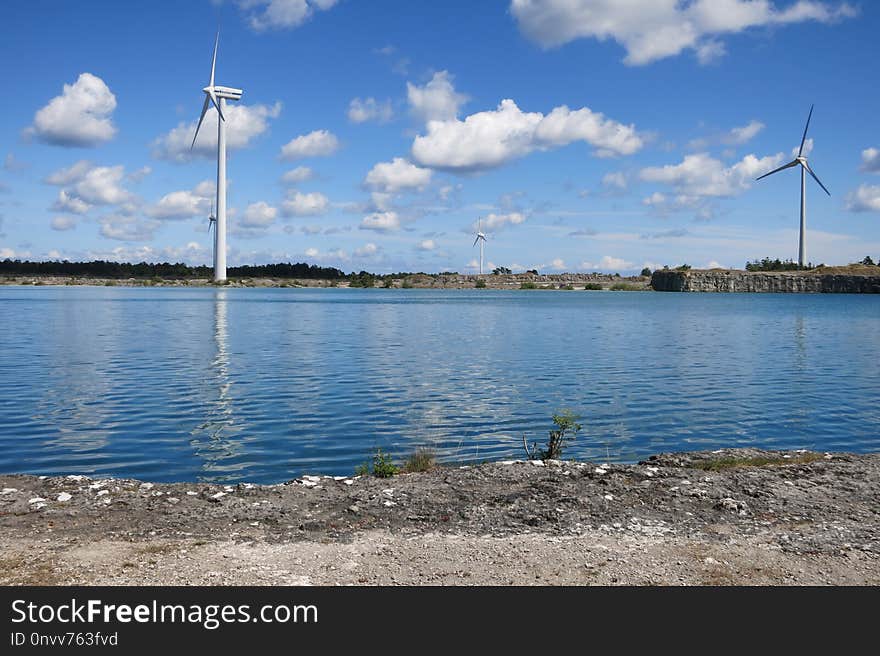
(804, 162), (831, 196)
(210, 32), (219, 89)
(191, 94), (211, 149)
(798, 104), (814, 157)
(209, 90), (225, 122)
(473, 236), (479, 247)
(756, 159), (799, 181)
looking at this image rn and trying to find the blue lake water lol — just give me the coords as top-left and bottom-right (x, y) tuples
(0, 286), (878, 483)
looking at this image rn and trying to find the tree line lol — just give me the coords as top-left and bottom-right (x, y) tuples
(0, 259), (347, 280)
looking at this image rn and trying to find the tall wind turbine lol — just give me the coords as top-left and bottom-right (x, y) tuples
(473, 218), (487, 275)
(756, 104), (831, 268)
(191, 32), (243, 282)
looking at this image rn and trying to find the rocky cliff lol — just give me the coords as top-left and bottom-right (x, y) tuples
(651, 268), (880, 293)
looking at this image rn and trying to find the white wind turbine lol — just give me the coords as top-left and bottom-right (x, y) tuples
(207, 200), (216, 260)
(191, 32), (243, 282)
(756, 104), (831, 268)
(473, 218), (487, 275)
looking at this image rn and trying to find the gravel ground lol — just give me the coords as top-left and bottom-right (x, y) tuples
(1, 449), (877, 586)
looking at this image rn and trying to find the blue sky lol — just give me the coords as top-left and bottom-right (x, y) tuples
(1, 0), (878, 274)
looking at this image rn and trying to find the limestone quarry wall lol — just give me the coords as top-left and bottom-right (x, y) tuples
(651, 269), (880, 293)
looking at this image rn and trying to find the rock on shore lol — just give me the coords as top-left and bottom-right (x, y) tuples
(0, 449), (877, 585)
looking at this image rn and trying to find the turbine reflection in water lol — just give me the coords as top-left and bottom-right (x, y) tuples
(189, 289), (243, 480)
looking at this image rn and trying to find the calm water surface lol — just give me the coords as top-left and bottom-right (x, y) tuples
(0, 286), (877, 482)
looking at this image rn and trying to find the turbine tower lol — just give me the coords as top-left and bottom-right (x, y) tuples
(191, 32), (243, 282)
(473, 218), (487, 275)
(756, 104), (830, 268)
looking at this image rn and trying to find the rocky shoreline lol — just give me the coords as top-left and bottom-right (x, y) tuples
(1, 448), (877, 585)
(0, 273), (651, 290)
(652, 266), (880, 293)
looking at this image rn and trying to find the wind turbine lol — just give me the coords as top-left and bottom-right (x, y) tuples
(473, 218), (487, 275)
(755, 104), (831, 268)
(207, 201), (216, 261)
(191, 32), (243, 282)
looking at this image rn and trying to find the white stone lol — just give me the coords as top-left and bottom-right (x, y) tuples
(343, 479), (354, 486)
(96, 490), (109, 497)
(139, 483), (154, 490)
(529, 460), (545, 467)
(29, 497), (46, 504)
(594, 467), (608, 475)
(66, 475), (87, 481)
(383, 500), (397, 507)
(56, 492), (72, 502)
(1, 488), (18, 494)
(382, 488), (394, 496)
(604, 494), (614, 501)
(210, 492), (226, 499)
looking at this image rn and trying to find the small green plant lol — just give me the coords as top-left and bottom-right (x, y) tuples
(520, 281), (537, 290)
(674, 264), (692, 271)
(369, 448), (399, 478)
(401, 279), (413, 289)
(354, 462), (370, 477)
(402, 448), (436, 473)
(561, 284), (574, 290)
(640, 267), (652, 277)
(104, 280), (117, 286)
(583, 282), (603, 290)
(610, 282), (641, 291)
(475, 278), (487, 288)
(523, 410), (583, 460)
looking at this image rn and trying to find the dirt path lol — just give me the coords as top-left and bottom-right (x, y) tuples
(1, 449), (878, 585)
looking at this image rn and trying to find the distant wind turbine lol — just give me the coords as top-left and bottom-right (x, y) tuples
(755, 104), (831, 268)
(207, 200), (216, 257)
(473, 218), (487, 275)
(191, 32), (243, 282)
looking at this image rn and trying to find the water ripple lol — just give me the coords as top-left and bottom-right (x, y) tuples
(0, 287), (878, 482)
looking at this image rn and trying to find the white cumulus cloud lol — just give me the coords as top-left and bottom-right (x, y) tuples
(579, 255), (635, 272)
(476, 212), (527, 232)
(411, 99), (643, 172)
(280, 129), (340, 160)
(26, 73), (117, 147)
(281, 166), (314, 184)
(640, 151), (785, 198)
(148, 181), (214, 220)
(846, 184), (880, 212)
(52, 190), (91, 214)
(860, 148), (880, 173)
(407, 71), (468, 124)
(46, 160), (133, 208)
(282, 191), (329, 216)
(50, 216), (77, 231)
(360, 211), (401, 232)
(244, 0), (339, 31)
(365, 158), (433, 193)
(153, 102), (281, 162)
(348, 97), (394, 124)
(510, 0), (858, 65)
(242, 201), (278, 227)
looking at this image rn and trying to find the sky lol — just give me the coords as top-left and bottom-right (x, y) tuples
(1, 0), (879, 274)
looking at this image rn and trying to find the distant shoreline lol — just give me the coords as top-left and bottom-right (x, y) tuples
(0, 272), (651, 291)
